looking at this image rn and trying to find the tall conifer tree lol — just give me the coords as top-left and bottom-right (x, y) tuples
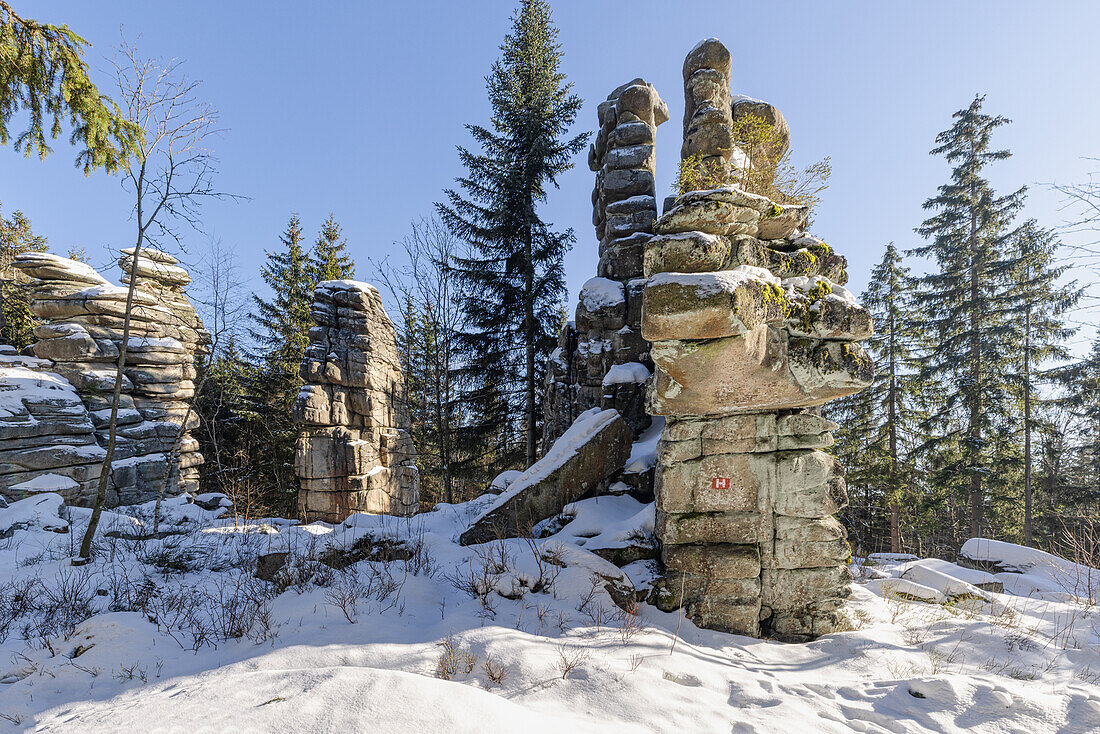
(248, 214), (315, 512)
(1003, 220), (1080, 544)
(311, 213), (355, 282)
(437, 0), (589, 471)
(913, 95), (1026, 540)
(831, 243), (924, 552)
(0, 201), (47, 348)
(1058, 334), (1100, 510)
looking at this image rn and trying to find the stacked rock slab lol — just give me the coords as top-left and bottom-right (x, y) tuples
(542, 79), (668, 454)
(3, 251), (210, 505)
(0, 349), (106, 505)
(293, 280), (419, 522)
(646, 38), (874, 640)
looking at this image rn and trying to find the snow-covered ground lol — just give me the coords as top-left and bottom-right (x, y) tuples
(1, 492), (1098, 733)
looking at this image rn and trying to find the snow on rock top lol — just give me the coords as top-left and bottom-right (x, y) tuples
(624, 416), (663, 474)
(0, 357), (86, 419)
(0, 493), (68, 535)
(316, 279), (379, 294)
(579, 277), (624, 312)
(782, 275), (860, 306)
(899, 558), (1001, 590)
(9, 473), (80, 493)
(648, 265), (780, 296)
(14, 252), (110, 286)
(731, 93), (766, 106)
(900, 564), (990, 602)
(960, 537), (1099, 598)
(688, 37), (720, 54)
(602, 362), (651, 386)
(489, 470), (523, 493)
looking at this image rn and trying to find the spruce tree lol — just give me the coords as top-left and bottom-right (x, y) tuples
(1, 2), (141, 172)
(311, 213), (355, 282)
(437, 0), (589, 471)
(912, 95), (1026, 540)
(1003, 220), (1081, 544)
(248, 214), (315, 512)
(0, 201), (47, 348)
(831, 243), (924, 552)
(830, 380), (881, 552)
(1059, 334), (1100, 510)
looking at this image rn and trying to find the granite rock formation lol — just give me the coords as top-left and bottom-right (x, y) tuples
(293, 280), (419, 522)
(0, 251), (210, 506)
(539, 79), (669, 506)
(646, 38), (873, 640)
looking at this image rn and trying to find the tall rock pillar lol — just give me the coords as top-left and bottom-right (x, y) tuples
(293, 280), (419, 522)
(646, 39), (874, 639)
(543, 79), (668, 450)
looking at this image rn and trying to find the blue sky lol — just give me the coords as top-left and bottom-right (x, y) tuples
(3, 1), (1098, 355)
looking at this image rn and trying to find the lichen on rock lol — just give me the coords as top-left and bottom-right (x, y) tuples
(644, 38), (873, 641)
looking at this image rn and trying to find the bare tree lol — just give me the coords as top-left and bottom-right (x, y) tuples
(75, 39), (229, 561)
(371, 216), (465, 504)
(1050, 160), (1100, 310)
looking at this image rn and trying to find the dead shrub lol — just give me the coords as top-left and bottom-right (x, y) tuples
(436, 633), (477, 680)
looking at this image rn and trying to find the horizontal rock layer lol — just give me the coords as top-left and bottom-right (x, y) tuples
(1, 250), (210, 507)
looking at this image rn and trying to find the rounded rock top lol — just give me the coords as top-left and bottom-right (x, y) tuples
(120, 246), (178, 265)
(683, 38), (732, 79)
(315, 279), (380, 294)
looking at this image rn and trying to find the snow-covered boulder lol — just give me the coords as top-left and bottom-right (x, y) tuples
(900, 564), (990, 602)
(960, 537), (1099, 600)
(0, 493), (68, 537)
(900, 557), (1003, 594)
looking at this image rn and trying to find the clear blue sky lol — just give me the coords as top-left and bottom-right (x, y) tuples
(4, 1), (1098, 355)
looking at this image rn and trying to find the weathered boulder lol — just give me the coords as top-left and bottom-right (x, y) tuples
(642, 268), (788, 341)
(462, 409), (632, 545)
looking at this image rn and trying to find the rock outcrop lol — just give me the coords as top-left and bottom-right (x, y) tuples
(0, 250), (210, 506)
(543, 79), (668, 453)
(647, 39), (873, 640)
(293, 280), (419, 522)
(0, 349), (105, 505)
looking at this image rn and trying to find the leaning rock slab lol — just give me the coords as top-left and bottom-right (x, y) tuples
(462, 409), (632, 545)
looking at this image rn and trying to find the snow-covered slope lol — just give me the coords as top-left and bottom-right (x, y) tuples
(1, 494), (1098, 733)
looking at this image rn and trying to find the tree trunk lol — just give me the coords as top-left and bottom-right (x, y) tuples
(1023, 299), (1033, 546)
(76, 237), (143, 562)
(524, 226), (536, 468)
(887, 289), (901, 554)
(967, 165), (983, 541)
